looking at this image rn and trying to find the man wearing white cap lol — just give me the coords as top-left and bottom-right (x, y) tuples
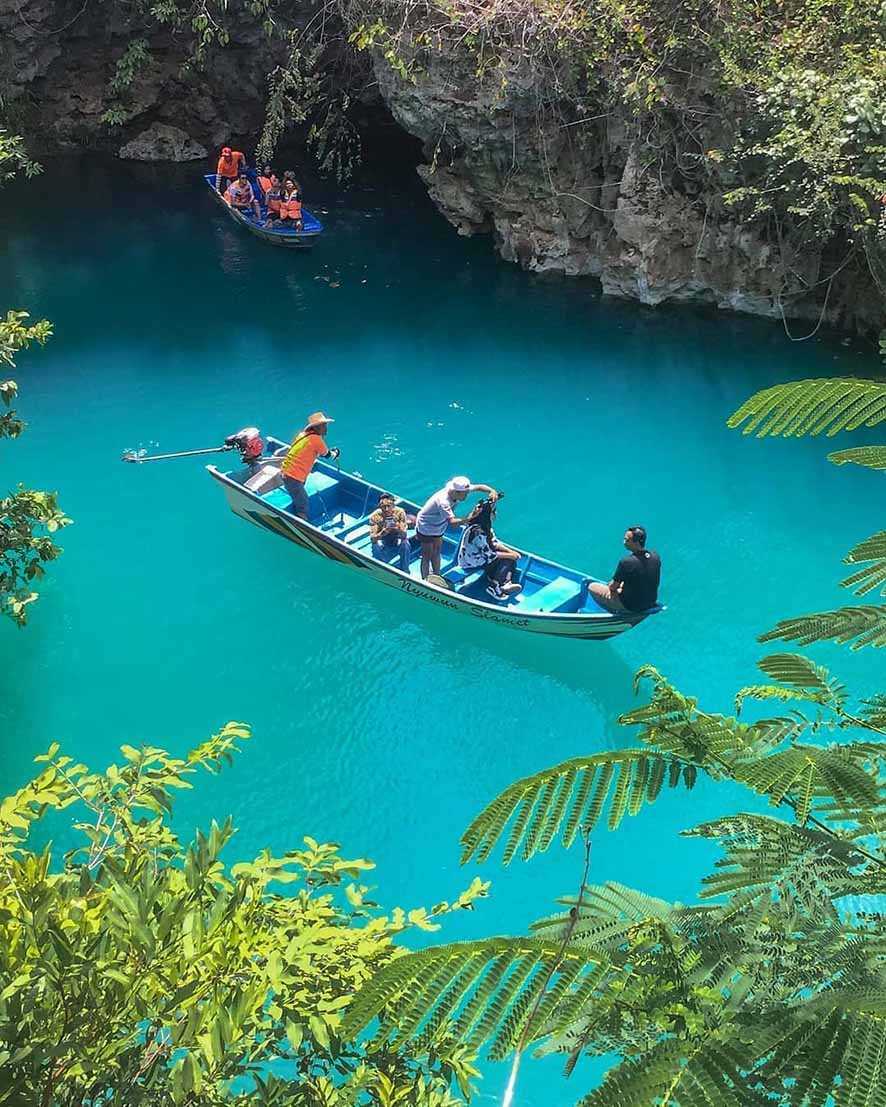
(415, 476), (499, 580)
(280, 411), (340, 520)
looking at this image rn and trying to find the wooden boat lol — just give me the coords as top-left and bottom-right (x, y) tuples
(208, 438), (663, 640)
(203, 173), (323, 247)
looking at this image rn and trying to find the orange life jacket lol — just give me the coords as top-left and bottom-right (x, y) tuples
(266, 185), (282, 214)
(216, 150), (245, 179)
(258, 175), (273, 193)
(279, 190), (302, 220)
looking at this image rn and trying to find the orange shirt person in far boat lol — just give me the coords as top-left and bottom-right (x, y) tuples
(216, 146), (246, 191)
(280, 411), (340, 520)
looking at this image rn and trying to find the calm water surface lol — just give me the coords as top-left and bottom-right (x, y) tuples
(1, 151), (883, 1103)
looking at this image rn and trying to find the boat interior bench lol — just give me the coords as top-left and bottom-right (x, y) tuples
(518, 575), (582, 613)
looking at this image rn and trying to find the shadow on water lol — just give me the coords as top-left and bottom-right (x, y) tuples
(292, 546), (638, 732)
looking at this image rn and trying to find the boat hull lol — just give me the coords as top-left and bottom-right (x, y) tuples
(205, 175), (322, 248)
(209, 468), (654, 641)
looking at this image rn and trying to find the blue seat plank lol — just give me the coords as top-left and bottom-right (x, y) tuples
(519, 575), (580, 614)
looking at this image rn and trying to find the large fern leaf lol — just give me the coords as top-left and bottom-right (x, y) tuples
(578, 1035), (758, 1107)
(339, 938), (608, 1059)
(727, 378), (886, 438)
(753, 995), (886, 1107)
(842, 532), (886, 597)
(860, 693), (886, 729)
(532, 882), (680, 952)
(760, 606), (886, 650)
(732, 744), (881, 824)
(685, 815), (864, 923)
(459, 749), (696, 865)
(828, 445), (886, 470)
(621, 664), (753, 767)
(736, 653), (847, 713)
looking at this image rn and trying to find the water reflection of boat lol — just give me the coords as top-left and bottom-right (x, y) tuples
(203, 173), (323, 247)
(208, 438), (663, 641)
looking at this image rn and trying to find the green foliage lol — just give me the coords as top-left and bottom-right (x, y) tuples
(842, 531), (886, 596)
(727, 378), (886, 439)
(346, 643), (886, 1105)
(0, 726), (485, 1106)
(728, 375), (886, 649)
(1, 150), (68, 627)
(735, 652), (847, 713)
(101, 39), (152, 126)
(0, 129), (40, 183)
(829, 446), (886, 470)
(760, 605), (886, 650)
(340, 938), (608, 1061)
(460, 749), (696, 866)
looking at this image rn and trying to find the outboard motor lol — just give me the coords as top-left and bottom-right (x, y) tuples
(225, 426), (264, 465)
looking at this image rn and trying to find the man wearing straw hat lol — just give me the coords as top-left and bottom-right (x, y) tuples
(280, 412), (340, 520)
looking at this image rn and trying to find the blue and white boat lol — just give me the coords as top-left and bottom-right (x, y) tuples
(204, 172), (323, 247)
(208, 437), (663, 640)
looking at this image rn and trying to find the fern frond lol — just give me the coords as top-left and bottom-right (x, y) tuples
(750, 715), (807, 748)
(842, 531), (886, 597)
(339, 938), (608, 1056)
(733, 744), (881, 823)
(860, 694), (886, 729)
(737, 654), (846, 713)
(531, 882), (679, 951)
(622, 664), (751, 766)
(828, 445), (886, 470)
(459, 750), (695, 865)
(727, 378), (886, 438)
(685, 814), (864, 921)
(760, 653), (846, 702)
(755, 996), (886, 1107)
(579, 1036), (755, 1107)
(760, 606), (886, 650)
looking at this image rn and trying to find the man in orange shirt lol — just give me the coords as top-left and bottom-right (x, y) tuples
(216, 145), (246, 192)
(280, 411), (340, 520)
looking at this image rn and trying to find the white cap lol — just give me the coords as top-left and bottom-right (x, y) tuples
(447, 476), (471, 492)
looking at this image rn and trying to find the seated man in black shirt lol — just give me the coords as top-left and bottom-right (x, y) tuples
(589, 525), (661, 613)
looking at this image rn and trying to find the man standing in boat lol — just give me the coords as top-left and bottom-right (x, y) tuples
(281, 412), (340, 521)
(415, 477), (499, 581)
(216, 145), (246, 192)
(589, 526), (661, 613)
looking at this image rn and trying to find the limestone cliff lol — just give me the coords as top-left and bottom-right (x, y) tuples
(373, 53), (883, 334)
(2, 1), (882, 332)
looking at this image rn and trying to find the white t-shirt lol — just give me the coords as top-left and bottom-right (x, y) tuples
(416, 488), (456, 537)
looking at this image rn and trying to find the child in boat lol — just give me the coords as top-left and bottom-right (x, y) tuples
(369, 492), (411, 571)
(457, 497), (522, 599)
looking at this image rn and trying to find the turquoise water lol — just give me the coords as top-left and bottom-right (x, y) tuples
(2, 151), (884, 1104)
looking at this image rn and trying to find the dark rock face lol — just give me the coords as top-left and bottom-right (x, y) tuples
(374, 53), (884, 333)
(0, 0), (273, 152)
(118, 122), (206, 161)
